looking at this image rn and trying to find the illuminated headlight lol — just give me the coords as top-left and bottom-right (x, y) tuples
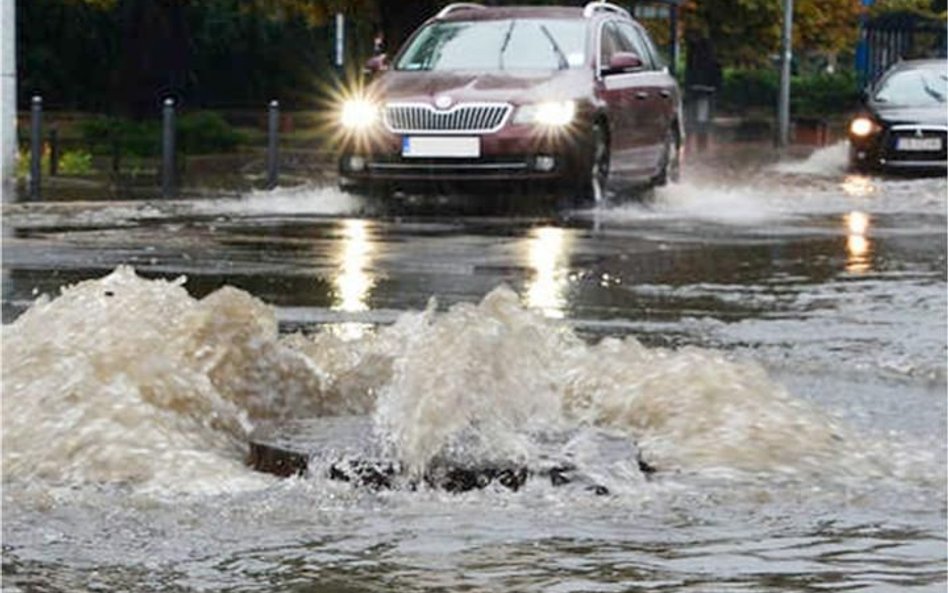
(340, 99), (380, 130)
(849, 117), (875, 137)
(515, 100), (576, 127)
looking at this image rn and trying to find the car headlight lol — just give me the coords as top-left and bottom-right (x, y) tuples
(849, 117), (875, 137)
(514, 100), (576, 127)
(340, 99), (380, 130)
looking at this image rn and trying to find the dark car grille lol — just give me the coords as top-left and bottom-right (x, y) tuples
(384, 103), (512, 134)
(883, 126), (948, 162)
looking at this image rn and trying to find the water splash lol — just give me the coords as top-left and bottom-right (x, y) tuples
(3, 270), (894, 494)
(771, 142), (850, 176)
(195, 184), (366, 218)
(599, 181), (789, 225)
(2, 267), (369, 493)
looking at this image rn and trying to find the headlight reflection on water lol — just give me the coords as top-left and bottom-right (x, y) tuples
(331, 219), (375, 339)
(841, 174), (876, 198)
(844, 211), (872, 274)
(524, 226), (572, 319)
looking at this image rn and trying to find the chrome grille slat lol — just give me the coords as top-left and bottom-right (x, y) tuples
(384, 103), (512, 134)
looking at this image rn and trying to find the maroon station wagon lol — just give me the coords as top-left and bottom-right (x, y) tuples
(335, 2), (683, 204)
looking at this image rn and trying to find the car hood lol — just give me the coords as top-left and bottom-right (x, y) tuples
(371, 69), (591, 106)
(870, 103), (948, 127)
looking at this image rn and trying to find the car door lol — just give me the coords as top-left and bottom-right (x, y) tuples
(616, 22), (668, 172)
(596, 20), (646, 177)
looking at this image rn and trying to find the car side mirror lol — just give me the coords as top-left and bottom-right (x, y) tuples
(364, 54), (388, 75)
(604, 52), (643, 75)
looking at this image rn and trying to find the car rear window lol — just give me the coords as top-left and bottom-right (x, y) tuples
(396, 19), (587, 71)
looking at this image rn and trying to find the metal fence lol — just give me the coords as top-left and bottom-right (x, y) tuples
(858, 11), (947, 87)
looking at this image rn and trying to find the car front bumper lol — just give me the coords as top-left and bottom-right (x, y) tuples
(338, 126), (590, 191)
(850, 125), (948, 172)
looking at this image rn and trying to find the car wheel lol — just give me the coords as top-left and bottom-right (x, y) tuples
(653, 128), (680, 187)
(575, 123), (610, 206)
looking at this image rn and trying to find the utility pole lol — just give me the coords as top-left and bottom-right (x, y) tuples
(1, 0), (16, 202)
(777, 0), (794, 148)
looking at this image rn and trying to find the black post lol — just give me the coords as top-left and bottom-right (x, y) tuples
(267, 100), (279, 189)
(162, 98), (175, 198)
(48, 128), (59, 176)
(29, 95), (41, 200)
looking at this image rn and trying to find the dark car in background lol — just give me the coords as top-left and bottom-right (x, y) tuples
(848, 59), (948, 174)
(334, 2), (683, 204)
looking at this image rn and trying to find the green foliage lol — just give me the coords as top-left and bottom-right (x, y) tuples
(718, 69), (780, 112)
(177, 112), (246, 154)
(79, 116), (160, 157)
(58, 150), (95, 175)
(718, 68), (859, 116)
(15, 148), (42, 180)
(79, 112), (246, 157)
(14, 147), (93, 178)
(791, 71), (860, 117)
(19, 0), (121, 111)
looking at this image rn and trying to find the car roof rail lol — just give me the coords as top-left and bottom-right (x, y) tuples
(436, 3), (487, 19)
(583, 1), (632, 20)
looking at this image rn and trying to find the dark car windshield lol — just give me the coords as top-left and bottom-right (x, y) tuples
(396, 19), (587, 71)
(874, 67), (948, 106)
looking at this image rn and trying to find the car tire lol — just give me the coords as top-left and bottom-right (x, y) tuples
(653, 127), (680, 187)
(574, 122), (610, 206)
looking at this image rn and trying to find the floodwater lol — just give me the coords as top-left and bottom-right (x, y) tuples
(2, 144), (946, 592)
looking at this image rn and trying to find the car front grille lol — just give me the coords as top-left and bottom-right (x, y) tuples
(884, 125), (948, 162)
(384, 103), (512, 134)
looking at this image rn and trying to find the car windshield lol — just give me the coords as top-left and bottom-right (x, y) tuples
(874, 67), (948, 106)
(396, 19), (587, 71)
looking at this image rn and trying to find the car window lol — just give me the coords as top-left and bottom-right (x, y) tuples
(617, 23), (655, 70)
(874, 68), (947, 106)
(599, 22), (624, 70)
(396, 19), (587, 71)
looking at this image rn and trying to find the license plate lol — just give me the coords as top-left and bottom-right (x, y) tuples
(402, 136), (480, 158)
(896, 137), (942, 151)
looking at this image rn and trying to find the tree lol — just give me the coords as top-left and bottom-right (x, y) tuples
(682, 0), (863, 71)
(116, 0), (192, 118)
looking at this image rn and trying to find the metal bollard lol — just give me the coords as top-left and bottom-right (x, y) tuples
(266, 100), (279, 189)
(161, 98), (175, 198)
(29, 95), (41, 200)
(48, 128), (59, 176)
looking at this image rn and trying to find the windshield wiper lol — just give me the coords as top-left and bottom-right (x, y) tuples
(498, 20), (516, 70)
(921, 78), (945, 102)
(540, 24), (569, 70)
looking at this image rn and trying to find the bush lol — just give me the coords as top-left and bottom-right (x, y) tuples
(791, 71), (860, 118)
(718, 68), (860, 117)
(58, 150), (94, 175)
(719, 69), (780, 113)
(79, 111), (246, 158)
(178, 111), (246, 154)
(79, 116), (161, 157)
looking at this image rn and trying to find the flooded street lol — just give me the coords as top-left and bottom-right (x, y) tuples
(2, 145), (946, 592)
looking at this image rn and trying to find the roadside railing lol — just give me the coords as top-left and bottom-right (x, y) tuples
(17, 97), (332, 202)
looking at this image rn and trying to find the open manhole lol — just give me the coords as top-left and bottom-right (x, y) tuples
(247, 415), (654, 494)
